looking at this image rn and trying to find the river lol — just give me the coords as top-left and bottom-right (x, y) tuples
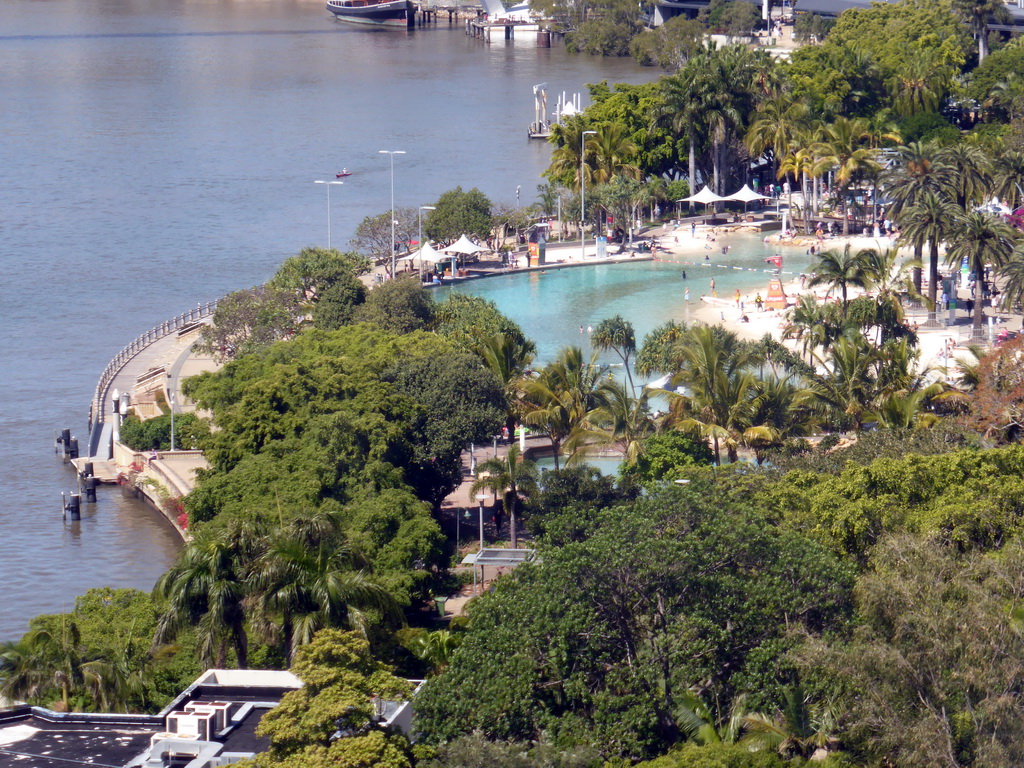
(0, 0), (660, 641)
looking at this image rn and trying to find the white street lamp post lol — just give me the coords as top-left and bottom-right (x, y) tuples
(476, 492), (487, 554)
(313, 180), (344, 249)
(379, 150), (406, 280)
(418, 205), (436, 283)
(581, 130), (596, 260)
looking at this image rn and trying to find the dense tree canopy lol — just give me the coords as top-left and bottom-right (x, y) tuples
(415, 485), (854, 759)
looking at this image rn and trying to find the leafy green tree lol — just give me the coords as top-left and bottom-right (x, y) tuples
(414, 486), (854, 758)
(432, 293), (532, 355)
(310, 275), (366, 330)
(636, 320), (689, 378)
(629, 16), (704, 70)
(384, 351), (506, 507)
(353, 276), (436, 334)
(244, 629), (413, 768)
(795, 535), (1024, 767)
(195, 286), (300, 362)
(118, 412), (210, 452)
(621, 430), (714, 483)
(351, 208), (419, 267)
(425, 187), (493, 244)
(268, 247), (371, 298)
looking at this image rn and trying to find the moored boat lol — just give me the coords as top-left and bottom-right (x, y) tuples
(326, 0), (413, 27)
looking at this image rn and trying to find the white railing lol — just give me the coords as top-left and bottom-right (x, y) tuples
(91, 302), (217, 427)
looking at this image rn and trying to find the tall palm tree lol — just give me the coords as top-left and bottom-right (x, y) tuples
(991, 150), (1024, 210)
(667, 325), (758, 464)
(589, 123), (641, 184)
(899, 193), (957, 324)
(474, 332), (535, 436)
(946, 211), (1019, 337)
(154, 521), (258, 669)
(568, 380), (655, 466)
(652, 70), (706, 214)
(253, 516), (399, 662)
(470, 443), (539, 549)
(522, 347), (605, 469)
(746, 95), (808, 184)
(938, 142), (991, 211)
(953, 0), (1011, 63)
(807, 245), (872, 317)
(547, 120), (593, 190)
(818, 117), (879, 235)
(885, 141), (950, 293)
(591, 315), (637, 393)
(888, 50), (954, 118)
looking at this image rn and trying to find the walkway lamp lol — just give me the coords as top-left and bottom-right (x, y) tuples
(313, 180), (344, 249)
(581, 130), (596, 259)
(379, 150), (406, 279)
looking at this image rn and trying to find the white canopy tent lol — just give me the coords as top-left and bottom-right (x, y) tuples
(724, 183), (770, 214)
(679, 185), (725, 220)
(724, 184), (769, 203)
(442, 234), (489, 256)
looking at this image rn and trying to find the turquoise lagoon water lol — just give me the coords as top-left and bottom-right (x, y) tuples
(443, 233), (813, 368)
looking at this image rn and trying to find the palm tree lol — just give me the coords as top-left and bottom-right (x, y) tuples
(991, 150), (1024, 210)
(818, 116), (878, 235)
(675, 690), (749, 745)
(806, 334), (880, 431)
(953, 0), (1011, 63)
(938, 143), (991, 212)
(888, 50), (953, 118)
(744, 374), (817, 463)
(154, 520), (258, 669)
(885, 141), (950, 293)
(869, 389), (942, 429)
(999, 245), (1024, 313)
(743, 683), (839, 759)
(522, 347), (605, 469)
(652, 70), (706, 214)
(0, 618), (89, 710)
(945, 211), (1018, 338)
(807, 245), (872, 317)
(900, 193), (958, 324)
(547, 120), (593, 190)
(667, 325), (759, 464)
(985, 76), (1024, 122)
(568, 380), (655, 466)
(253, 515), (400, 662)
(474, 332), (535, 436)
(591, 315), (637, 392)
(783, 294), (832, 363)
(588, 123), (641, 184)
(746, 95), (808, 184)
(470, 443), (539, 549)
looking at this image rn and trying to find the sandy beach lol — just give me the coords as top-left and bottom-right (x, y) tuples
(648, 221), (1013, 379)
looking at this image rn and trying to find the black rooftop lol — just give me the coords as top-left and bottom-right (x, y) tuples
(0, 715), (159, 768)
